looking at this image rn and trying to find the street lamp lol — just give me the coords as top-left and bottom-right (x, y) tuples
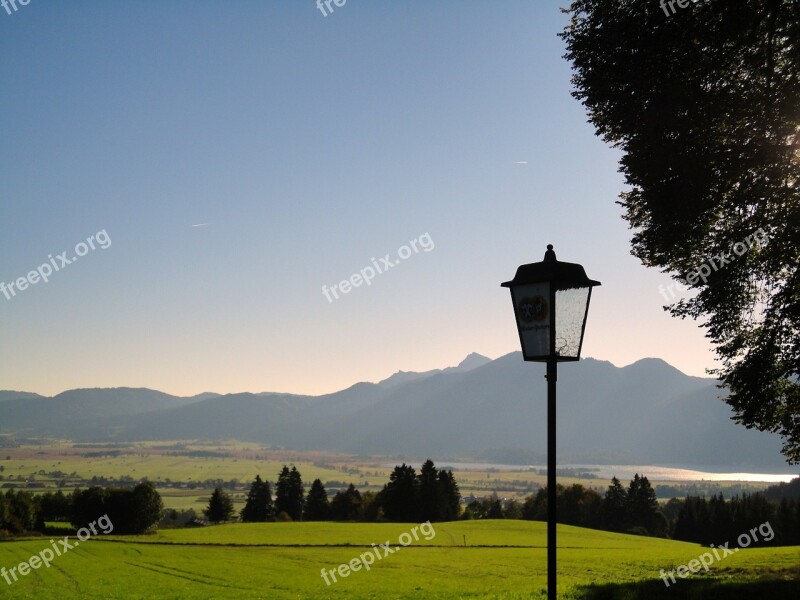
(501, 244), (600, 600)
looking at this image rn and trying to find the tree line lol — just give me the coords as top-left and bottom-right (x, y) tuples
(465, 474), (800, 547)
(670, 493), (800, 546)
(0, 482), (163, 535)
(465, 475), (667, 537)
(205, 460), (461, 524)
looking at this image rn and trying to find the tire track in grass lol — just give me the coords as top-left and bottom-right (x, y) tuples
(433, 524), (459, 546)
(47, 558), (81, 587)
(122, 561), (252, 592)
(96, 539), (554, 549)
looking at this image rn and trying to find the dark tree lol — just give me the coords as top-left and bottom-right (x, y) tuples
(36, 490), (71, 524)
(418, 459), (443, 522)
(560, 484), (602, 529)
(378, 463), (420, 522)
(204, 487), (235, 524)
(671, 492), (797, 545)
(357, 491), (381, 522)
(708, 493), (733, 543)
(71, 484), (162, 534)
(562, 0), (800, 462)
(3, 490), (37, 533)
(504, 499), (523, 520)
(627, 474), (662, 535)
(130, 482), (164, 534)
(775, 497), (799, 544)
(330, 483), (361, 521)
(70, 487), (107, 531)
(303, 479), (330, 521)
(486, 497), (504, 519)
(105, 488), (136, 533)
(764, 476), (800, 501)
(0, 491), (8, 529)
(673, 496), (706, 543)
(275, 466), (304, 521)
(241, 475), (274, 522)
(463, 497), (492, 520)
(602, 477), (628, 531)
(437, 470), (462, 521)
(523, 488), (548, 521)
(521, 484), (603, 529)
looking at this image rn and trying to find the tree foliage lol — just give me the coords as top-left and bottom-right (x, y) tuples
(330, 483), (361, 521)
(275, 465), (304, 521)
(602, 476), (628, 529)
(673, 492), (800, 545)
(241, 475), (274, 522)
(37, 490), (71, 523)
(2, 489), (37, 533)
(70, 483), (163, 534)
(304, 479), (330, 521)
(562, 0), (800, 461)
(519, 476), (665, 536)
(378, 463), (420, 522)
(204, 487), (236, 524)
(377, 460), (461, 522)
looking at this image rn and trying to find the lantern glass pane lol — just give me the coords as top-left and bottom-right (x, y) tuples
(554, 286), (590, 359)
(510, 282), (551, 359)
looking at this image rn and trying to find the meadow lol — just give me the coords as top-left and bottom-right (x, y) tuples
(0, 520), (797, 599)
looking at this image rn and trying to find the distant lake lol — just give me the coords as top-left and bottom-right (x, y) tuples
(400, 462), (799, 483)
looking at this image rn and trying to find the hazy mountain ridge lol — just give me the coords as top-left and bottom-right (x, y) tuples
(0, 355), (790, 468)
(0, 391), (45, 403)
(377, 352), (491, 388)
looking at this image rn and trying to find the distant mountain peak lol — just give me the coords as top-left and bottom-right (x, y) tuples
(621, 357), (703, 379)
(452, 353), (492, 372)
(377, 369), (438, 388)
(377, 353), (492, 388)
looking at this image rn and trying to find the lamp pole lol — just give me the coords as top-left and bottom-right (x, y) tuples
(546, 356), (557, 600)
(546, 259), (558, 600)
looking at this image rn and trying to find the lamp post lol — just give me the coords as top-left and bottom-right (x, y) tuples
(501, 244), (600, 600)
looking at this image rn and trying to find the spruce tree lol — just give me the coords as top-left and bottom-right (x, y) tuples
(276, 465), (304, 521)
(418, 459), (441, 522)
(241, 475), (274, 522)
(303, 479), (330, 521)
(438, 470), (461, 521)
(626, 474), (660, 534)
(601, 476), (628, 532)
(378, 464), (419, 522)
(330, 483), (362, 521)
(204, 487), (235, 524)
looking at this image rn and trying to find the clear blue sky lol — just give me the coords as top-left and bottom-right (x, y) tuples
(0, 0), (714, 396)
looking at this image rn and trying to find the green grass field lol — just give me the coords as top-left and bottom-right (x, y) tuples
(1, 520), (797, 599)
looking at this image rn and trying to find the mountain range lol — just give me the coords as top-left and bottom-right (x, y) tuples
(0, 353), (792, 468)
